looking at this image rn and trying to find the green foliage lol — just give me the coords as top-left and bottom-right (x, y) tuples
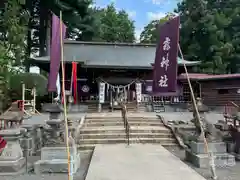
(51, 0), (95, 41)
(93, 3), (136, 42)
(140, 0), (240, 74)
(22, 0), (94, 62)
(0, 0), (28, 112)
(0, 0), (28, 67)
(175, 0), (232, 74)
(140, 13), (175, 44)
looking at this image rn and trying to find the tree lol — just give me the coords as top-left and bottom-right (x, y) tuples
(0, 0), (28, 112)
(139, 13), (175, 44)
(93, 3), (135, 42)
(21, 0), (95, 71)
(175, 0), (232, 74)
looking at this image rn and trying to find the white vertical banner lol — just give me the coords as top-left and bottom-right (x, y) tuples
(136, 83), (142, 103)
(99, 82), (105, 103)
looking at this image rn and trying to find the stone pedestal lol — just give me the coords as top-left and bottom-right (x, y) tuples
(34, 145), (80, 174)
(34, 103), (80, 174)
(0, 128), (26, 175)
(185, 141), (235, 168)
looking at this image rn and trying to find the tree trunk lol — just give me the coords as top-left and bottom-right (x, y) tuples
(25, 0), (34, 72)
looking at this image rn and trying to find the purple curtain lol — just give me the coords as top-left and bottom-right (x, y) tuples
(48, 13), (66, 92)
(152, 16), (180, 93)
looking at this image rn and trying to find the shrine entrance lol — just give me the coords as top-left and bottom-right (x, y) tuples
(97, 77), (142, 112)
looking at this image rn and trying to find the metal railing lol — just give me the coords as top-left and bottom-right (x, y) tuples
(120, 103), (130, 145)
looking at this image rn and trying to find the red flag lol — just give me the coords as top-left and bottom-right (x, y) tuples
(0, 136), (7, 152)
(152, 16), (180, 93)
(72, 62), (78, 104)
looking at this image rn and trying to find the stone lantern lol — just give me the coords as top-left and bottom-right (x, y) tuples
(34, 103), (80, 174)
(186, 98), (235, 168)
(188, 98), (209, 141)
(42, 103), (62, 120)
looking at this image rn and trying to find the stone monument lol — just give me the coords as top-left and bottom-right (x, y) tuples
(34, 103), (80, 174)
(185, 98), (235, 168)
(0, 128), (26, 175)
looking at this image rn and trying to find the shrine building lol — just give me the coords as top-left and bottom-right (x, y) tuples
(31, 40), (240, 108)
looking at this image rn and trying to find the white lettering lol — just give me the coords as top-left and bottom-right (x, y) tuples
(160, 53), (169, 71)
(163, 37), (171, 51)
(158, 75), (168, 87)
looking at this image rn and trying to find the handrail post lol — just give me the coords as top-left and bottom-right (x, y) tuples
(120, 102), (130, 145)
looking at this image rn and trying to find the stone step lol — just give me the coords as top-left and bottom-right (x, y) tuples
(78, 144), (95, 151)
(85, 116), (121, 120)
(86, 115), (157, 118)
(78, 132), (173, 139)
(80, 127), (170, 134)
(85, 119), (161, 124)
(77, 143), (177, 151)
(85, 117), (159, 121)
(78, 137), (176, 145)
(83, 121), (163, 127)
(85, 117), (149, 120)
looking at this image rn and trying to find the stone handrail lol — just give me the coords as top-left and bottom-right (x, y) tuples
(157, 115), (188, 149)
(120, 103), (130, 145)
(75, 115), (86, 141)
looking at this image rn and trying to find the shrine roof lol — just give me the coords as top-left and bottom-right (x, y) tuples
(178, 73), (240, 81)
(31, 40), (200, 69)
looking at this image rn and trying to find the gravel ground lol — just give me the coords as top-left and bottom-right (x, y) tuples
(165, 146), (240, 180)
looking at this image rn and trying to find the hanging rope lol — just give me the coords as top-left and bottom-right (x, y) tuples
(98, 77), (137, 89)
(178, 43), (217, 180)
(59, 11), (72, 180)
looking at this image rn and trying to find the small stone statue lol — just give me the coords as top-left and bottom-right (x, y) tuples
(189, 98), (221, 142)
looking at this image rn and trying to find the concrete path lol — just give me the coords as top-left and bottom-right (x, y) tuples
(86, 144), (206, 180)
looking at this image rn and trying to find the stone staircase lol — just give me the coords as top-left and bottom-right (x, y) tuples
(153, 103), (165, 112)
(86, 102), (146, 113)
(77, 113), (176, 151)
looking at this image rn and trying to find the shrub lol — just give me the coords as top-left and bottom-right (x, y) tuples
(9, 72), (48, 101)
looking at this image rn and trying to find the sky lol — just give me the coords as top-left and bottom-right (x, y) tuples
(93, 0), (179, 40)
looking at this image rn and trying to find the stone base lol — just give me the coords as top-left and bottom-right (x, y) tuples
(0, 157), (26, 175)
(34, 153), (80, 174)
(185, 150), (235, 168)
(230, 152), (240, 161)
(190, 141), (226, 154)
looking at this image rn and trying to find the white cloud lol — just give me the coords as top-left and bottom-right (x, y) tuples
(150, 0), (171, 5)
(147, 12), (166, 20)
(127, 10), (136, 18)
(151, 0), (164, 5)
(144, 0), (169, 5)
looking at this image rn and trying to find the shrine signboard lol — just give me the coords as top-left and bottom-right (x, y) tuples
(135, 83), (142, 103)
(99, 82), (105, 103)
(152, 16), (180, 93)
